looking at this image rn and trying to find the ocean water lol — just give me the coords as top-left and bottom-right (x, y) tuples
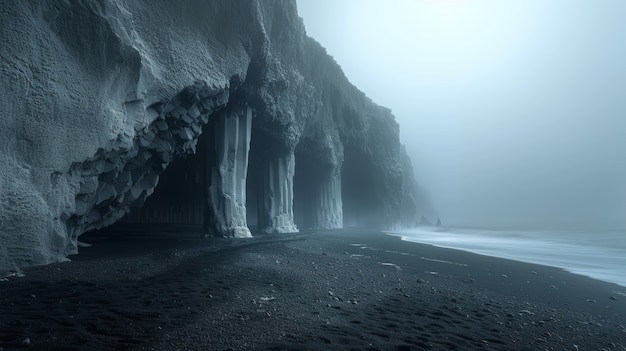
(390, 227), (626, 287)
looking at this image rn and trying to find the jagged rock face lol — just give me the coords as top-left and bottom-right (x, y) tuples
(0, 0), (416, 272)
(65, 85), (229, 244)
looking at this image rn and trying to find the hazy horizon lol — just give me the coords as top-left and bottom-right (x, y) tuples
(297, 0), (626, 230)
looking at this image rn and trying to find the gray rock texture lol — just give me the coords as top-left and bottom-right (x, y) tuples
(0, 0), (418, 272)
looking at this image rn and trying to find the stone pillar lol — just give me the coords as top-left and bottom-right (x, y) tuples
(312, 168), (343, 229)
(258, 151), (299, 233)
(206, 106), (252, 238)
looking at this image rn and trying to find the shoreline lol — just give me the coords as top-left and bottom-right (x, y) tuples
(389, 228), (626, 288)
(1, 229), (624, 350)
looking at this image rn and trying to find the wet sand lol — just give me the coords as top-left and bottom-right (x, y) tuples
(1, 229), (625, 350)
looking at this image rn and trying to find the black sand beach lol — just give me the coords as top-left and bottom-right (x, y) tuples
(1, 230), (624, 350)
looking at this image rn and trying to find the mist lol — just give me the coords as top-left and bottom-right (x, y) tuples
(297, 0), (626, 230)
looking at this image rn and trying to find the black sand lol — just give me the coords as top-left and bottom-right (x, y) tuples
(1, 230), (624, 350)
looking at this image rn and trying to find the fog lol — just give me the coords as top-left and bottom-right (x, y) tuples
(296, 0), (626, 229)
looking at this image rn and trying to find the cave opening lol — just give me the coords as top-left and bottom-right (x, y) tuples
(341, 146), (380, 228)
(99, 114), (214, 235)
(98, 104), (254, 237)
(94, 103), (304, 237)
(293, 152), (324, 230)
(67, 83), (234, 239)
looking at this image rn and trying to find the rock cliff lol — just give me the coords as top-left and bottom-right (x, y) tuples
(0, 0), (417, 272)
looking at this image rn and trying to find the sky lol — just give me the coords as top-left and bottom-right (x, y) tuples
(296, 0), (626, 229)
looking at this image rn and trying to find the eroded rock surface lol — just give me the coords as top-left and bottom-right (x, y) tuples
(0, 0), (419, 272)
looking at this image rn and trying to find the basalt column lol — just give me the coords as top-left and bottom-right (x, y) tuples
(294, 159), (343, 230)
(205, 106), (252, 238)
(312, 168), (343, 229)
(257, 152), (299, 233)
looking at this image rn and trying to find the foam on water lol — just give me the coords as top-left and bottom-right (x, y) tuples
(389, 227), (626, 287)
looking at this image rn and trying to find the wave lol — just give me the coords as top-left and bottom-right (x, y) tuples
(389, 227), (626, 287)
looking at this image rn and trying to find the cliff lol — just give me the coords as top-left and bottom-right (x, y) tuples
(0, 0), (416, 272)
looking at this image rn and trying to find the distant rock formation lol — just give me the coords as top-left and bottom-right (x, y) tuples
(0, 0), (418, 272)
(399, 146), (419, 228)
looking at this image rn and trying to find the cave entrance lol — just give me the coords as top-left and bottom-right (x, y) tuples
(94, 105), (303, 237)
(293, 151), (322, 230)
(99, 103), (259, 237)
(102, 124), (212, 234)
(341, 146), (378, 228)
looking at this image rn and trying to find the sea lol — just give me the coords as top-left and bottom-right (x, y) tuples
(390, 227), (626, 288)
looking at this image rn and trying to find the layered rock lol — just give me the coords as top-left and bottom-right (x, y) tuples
(0, 0), (418, 272)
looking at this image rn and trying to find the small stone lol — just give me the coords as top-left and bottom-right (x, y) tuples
(18, 337), (30, 346)
(609, 296), (617, 301)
